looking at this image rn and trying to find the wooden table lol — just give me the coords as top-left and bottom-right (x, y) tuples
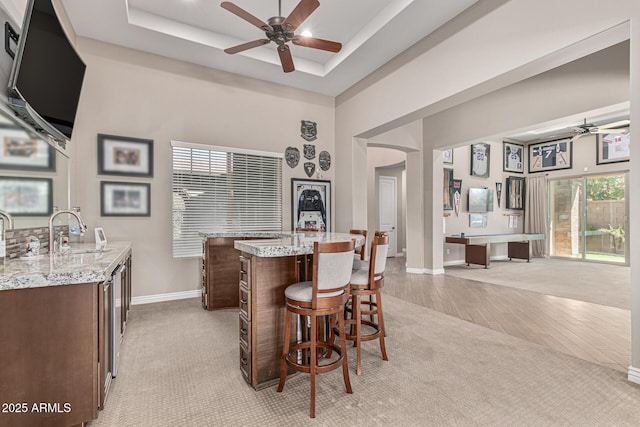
(445, 233), (545, 268)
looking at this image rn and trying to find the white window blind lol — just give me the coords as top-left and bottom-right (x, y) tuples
(172, 141), (283, 258)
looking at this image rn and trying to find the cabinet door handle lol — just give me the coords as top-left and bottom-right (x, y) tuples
(241, 357), (248, 366)
(240, 298), (247, 305)
(240, 328), (247, 335)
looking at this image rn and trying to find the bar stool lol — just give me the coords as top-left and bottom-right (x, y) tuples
(337, 233), (389, 375)
(349, 229), (367, 269)
(277, 240), (355, 418)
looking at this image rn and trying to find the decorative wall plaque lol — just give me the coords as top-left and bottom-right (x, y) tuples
(304, 162), (316, 177)
(300, 120), (317, 141)
(303, 144), (316, 160)
(285, 146), (300, 168)
(319, 151), (331, 171)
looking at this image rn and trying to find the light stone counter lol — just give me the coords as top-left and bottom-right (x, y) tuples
(0, 241), (132, 291)
(231, 232), (365, 257)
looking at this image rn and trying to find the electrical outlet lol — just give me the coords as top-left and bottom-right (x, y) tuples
(446, 249), (450, 255)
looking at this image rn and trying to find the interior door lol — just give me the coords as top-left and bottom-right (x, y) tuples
(378, 176), (397, 257)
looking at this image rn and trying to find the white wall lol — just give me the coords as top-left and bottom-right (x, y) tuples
(71, 39), (335, 298)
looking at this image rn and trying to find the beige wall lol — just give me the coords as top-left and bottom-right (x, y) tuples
(71, 39), (335, 298)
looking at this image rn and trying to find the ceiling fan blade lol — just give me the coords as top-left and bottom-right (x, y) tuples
(282, 0), (319, 31)
(277, 45), (295, 73)
(591, 128), (630, 134)
(224, 39), (270, 54)
(221, 2), (272, 31)
(595, 120), (631, 129)
(292, 36), (342, 53)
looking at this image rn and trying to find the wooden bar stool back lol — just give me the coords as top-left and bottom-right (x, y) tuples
(339, 233), (389, 375)
(277, 240), (355, 418)
(349, 229), (367, 260)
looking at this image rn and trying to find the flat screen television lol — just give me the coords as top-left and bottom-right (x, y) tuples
(468, 188), (494, 212)
(7, 0), (85, 144)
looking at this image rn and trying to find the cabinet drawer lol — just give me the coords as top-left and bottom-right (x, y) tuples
(239, 313), (250, 348)
(240, 342), (251, 384)
(239, 256), (250, 290)
(239, 286), (251, 320)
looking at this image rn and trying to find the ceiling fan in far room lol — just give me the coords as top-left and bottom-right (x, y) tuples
(220, 0), (342, 73)
(568, 118), (630, 142)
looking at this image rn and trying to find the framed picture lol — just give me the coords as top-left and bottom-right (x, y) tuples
(443, 148), (454, 165)
(101, 181), (151, 217)
(528, 138), (572, 173)
(98, 134), (154, 177)
(291, 178), (331, 231)
(443, 168), (454, 210)
(0, 128), (55, 171)
(0, 176), (52, 216)
(597, 128), (630, 165)
(503, 141), (524, 173)
(469, 214), (488, 228)
(470, 143), (490, 177)
(506, 176), (525, 210)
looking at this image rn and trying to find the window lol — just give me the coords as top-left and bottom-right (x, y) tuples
(172, 141), (283, 258)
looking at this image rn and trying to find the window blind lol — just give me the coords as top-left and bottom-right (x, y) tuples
(171, 141), (283, 258)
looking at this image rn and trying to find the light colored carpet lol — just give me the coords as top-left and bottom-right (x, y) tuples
(88, 296), (640, 426)
(445, 258), (630, 309)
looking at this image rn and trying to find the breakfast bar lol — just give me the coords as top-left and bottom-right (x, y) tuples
(445, 233), (545, 268)
(199, 231), (364, 390)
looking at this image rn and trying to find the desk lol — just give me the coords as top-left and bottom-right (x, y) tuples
(445, 233), (545, 268)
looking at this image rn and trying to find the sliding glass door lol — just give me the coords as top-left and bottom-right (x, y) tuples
(549, 174), (627, 264)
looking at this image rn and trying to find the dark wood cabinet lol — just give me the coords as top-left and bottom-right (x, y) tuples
(0, 248), (133, 426)
(0, 283), (99, 427)
(239, 252), (297, 390)
(201, 237), (268, 310)
(202, 238), (243, 310)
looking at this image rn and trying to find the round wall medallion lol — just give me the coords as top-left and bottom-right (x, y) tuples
(319, 151), (331, 171)
(285, 146), (300, 168)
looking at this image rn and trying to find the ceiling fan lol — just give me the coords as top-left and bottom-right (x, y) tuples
(569, 118), (630, 142)
(220, 0), (342, 73)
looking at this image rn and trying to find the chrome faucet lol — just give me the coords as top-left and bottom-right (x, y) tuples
(49, 208), (87, 254)
(0, 209), (14, 230)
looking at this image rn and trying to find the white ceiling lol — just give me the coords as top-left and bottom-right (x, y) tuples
(56, 0), (478, 96)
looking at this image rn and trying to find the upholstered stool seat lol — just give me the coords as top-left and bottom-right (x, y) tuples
(277, 240), (355, 418)
(336, 233), (389, 375)
(284, 281), (345, 300)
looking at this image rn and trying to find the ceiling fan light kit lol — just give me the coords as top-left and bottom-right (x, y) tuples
(221, 0), (342, 73)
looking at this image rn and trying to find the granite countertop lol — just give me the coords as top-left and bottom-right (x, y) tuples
(0, 241), (132, 291)
(232, 232), (365, 257)
(198, 231), (285, 239)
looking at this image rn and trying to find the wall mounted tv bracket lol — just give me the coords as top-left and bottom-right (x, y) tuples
(5, 22), (18, 59)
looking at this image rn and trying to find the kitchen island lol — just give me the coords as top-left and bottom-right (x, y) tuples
(0, 242), (132, 427)
(232, 232), (364, 390)
(200, 231), (364, 390)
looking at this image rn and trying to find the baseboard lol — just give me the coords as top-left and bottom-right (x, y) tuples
(406, 267), (445, 275)
(444, 255), (510, 267)
(628, 365), (640, 385)
(131, 290), (200, 305)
